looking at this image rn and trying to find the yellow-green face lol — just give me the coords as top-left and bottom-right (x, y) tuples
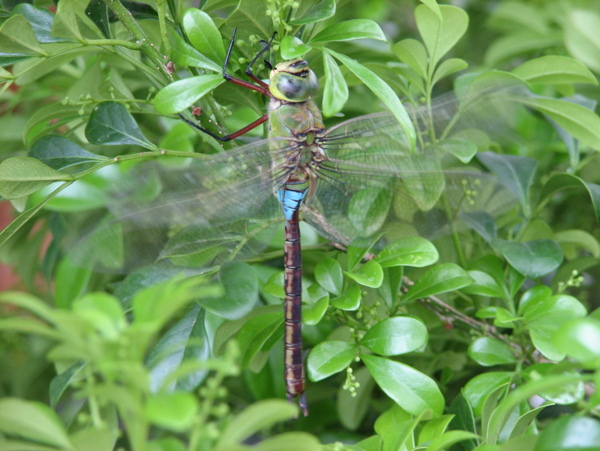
(269, 59), (319, 103)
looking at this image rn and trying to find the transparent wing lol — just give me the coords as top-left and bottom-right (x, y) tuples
(303, 86), (527, 245)
(67, 138), (298, 273)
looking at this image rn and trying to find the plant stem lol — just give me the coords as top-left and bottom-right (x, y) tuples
(102, 0), (173, 84)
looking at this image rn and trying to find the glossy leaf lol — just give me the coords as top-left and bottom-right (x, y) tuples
(147, 305), (210, 392)
(463, 371), (513, 416)
(170, 31), (221, 72)
(322, 51), (348, 117)
(363, 354), (444, 417)
(200, 262), (258, 320)
(376, 236), (438, 268)
(289, 0), (335, 25)
(337, 366), (375, 430)
(415, 5), (468, 69)
(303, 295), (329, 325)
(29, 135), (107, 170)
(307, 341), (357, 381)
(216, 400), (298, 448)
(478, 152), (537, 215)
(0, 398), (72, 449)
(311, 19), (386, 44)
(536, 415), (600, 450)
(85, 102), (156, 149)
(520, 96), (600, 150)
(145, 392), (198, 432)
(0, 15), (47, 56)
(426, 431), (479, 451)
(468, 337), (516, 367)
(154, 75), (224, 115)
(345, 260), (383, 288)
(0, 157), (71, 199)
(540, 173), (600, 223)
(431, 58), (468, 86)
(326, 48), (416, 149)
(13, 4), (68, 44)
(492, 239), (563, 279)
(403, 263), (473, 302)
(361, 316), (428, 356)
(182, 9), (225, 65)
(330, 284), (361, 311)
(564, 10), (600, 73)
(512, 55), (597, 85)
(280, 36), (311, 60)
(462, 270), (506, 299)
(392, 39), (428, 80)
(553, 318), (600, 365)
(236, 310), (282, 370)
(315, 257), (343, 295)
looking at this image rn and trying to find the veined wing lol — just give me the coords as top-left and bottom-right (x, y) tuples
(66, 137), (299, 273)
(303, 85), (528, 246)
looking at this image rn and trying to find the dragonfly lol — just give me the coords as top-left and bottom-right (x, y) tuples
(71, 31), (523, 416)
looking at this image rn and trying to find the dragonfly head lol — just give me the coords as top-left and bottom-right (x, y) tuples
(269, 59), (319, 103)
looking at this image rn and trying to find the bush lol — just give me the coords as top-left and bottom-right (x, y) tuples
(1, 0), (600, 449)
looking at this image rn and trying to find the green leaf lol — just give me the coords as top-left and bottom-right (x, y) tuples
(492, 239), (563, 279)
(338, 366), (376, 431)
(23, 103), (82, 147)
(182, 9), (225, 66)
(0, 181), (73, 249)
(49, 363), (84, 408)
(216, 400), (298, 448)
(392, 39), (428, 80)
(314, 257), (343, 295)
(280, 36), (311, 60)
(311, 19), (386, 44)
(553, 318), (600, 365)
(303, 295), (329, 325)
(330, 284), (361, 311)
(29, 135), (107, 170)
(462, 270), (507, 299)
(13, 4), (68, 44)
(536, 415), (600, 450)
(360, 316), (428, 356)
(169, 31), (221, 72)
(403, 263), (473, 302)
(52, 0), (103, 41)
(0, 398), (72, 449)
(564, 10), (600, 73)
(463, 371), (513, 416)
(376, 236), (439, 268)
(431, 58), (468, 86)
(555, 229), (600, 258)
(436, 136), (477, 164)
(322, 51), (348, 117)
(540, 173), (600, 223)
(0, 15), (47, 56)
(307, 341), (357, 381)
(200, 262), (258, 320)
(468, 337), (516, 367)
(512, 55), (597, 86)
(154, 75), (224, 115)
(520, 96), (600, 150)
(345, 260), (384, 288)
(0, 157), (71, 199)
(54, 257), (92, 309)
(362, 355), (444, 417)
(236, 310), (282, 370)
(425, 430), (479, 451)
(289, 0), (335, 25)
(348, 188), (393, 237)
(85, 102), (156, 149)
(326, 48), (416, 149)
(253, 432), (321, 451)
(145, 392), (198, 432)
(415, 5), (468, 70)
(478, 152), (537, 216)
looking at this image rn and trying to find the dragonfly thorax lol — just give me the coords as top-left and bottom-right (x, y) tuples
(269, 59), (318, 102)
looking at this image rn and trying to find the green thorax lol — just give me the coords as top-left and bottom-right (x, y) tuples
(267, 59), (324, 140)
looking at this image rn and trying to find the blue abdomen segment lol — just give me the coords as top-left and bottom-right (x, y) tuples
(278, 188), (308, 220)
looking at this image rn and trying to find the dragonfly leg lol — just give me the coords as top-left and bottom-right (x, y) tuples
(244, 31), (277, 88)
(221, 28), (270, 96)
(178, 113), (268, 142)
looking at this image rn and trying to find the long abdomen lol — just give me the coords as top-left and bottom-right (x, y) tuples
(278, 186), (309, 416)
